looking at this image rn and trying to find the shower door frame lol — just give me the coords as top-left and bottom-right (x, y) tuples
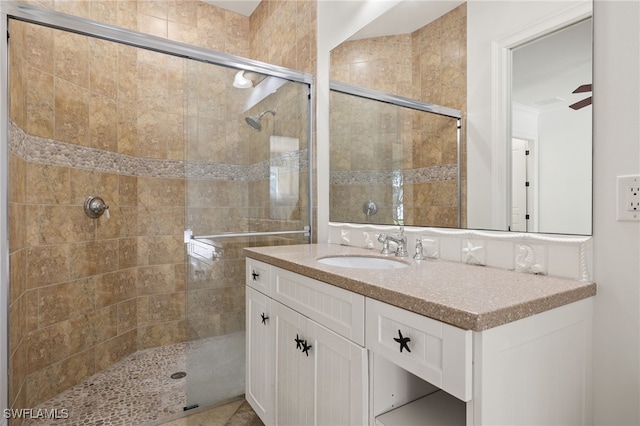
(0, 1), (315, 417)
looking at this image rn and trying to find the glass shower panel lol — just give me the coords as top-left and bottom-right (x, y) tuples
(184, 61), (311, 409)
(329, 90), (460, 228)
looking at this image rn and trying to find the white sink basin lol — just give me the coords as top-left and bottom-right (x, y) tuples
(317, 256), (409, 269)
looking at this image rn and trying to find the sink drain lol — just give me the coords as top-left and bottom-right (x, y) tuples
(171, 371), (187, 379)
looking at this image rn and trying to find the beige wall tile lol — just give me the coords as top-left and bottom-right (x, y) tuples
(118, 238), (138, 270)
(9, 251), (26, 304)
(89, 38), (118, 99)
(95, 329), (136, 371)
(8, 203), (26, 254)
(137, 13), (168, 39)
(69, 239), (119, 279)
(138, 292), (185, 326)
(53, 30), (89, 88)
(146, 235), (185, 265)
(25, 320), (71, 375)
(69, 168), (119, 206)
(38, 278), (95, 328)
(95, 269), (137, 309)
(38, 205), (95, 244)
(90, 0), (118, 26)
(117, 299), (137, 334)
(8, 341), (25, 408)
(54, 77), (90, 145)
(137, 320), (185, 350)
(169, 0), (198, 25)
(137, 264), (181, 296)
(26, 244), (70, 288)
(26, 67), (55, 138)
(89, 93), (118, 152)
(117, 49), (138, 105)
(69, 305), (117, 354)
(25, 23), (54, 74)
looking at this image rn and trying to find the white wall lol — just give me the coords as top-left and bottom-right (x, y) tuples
(466, 0), (584, 229)
(592, 1), (640, 424)
(538, 105), (592, 234)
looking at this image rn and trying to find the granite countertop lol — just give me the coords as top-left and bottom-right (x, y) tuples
(244, 243), (597, 331)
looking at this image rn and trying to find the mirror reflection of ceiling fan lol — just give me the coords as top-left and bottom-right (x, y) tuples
(569, 84), (592, 110)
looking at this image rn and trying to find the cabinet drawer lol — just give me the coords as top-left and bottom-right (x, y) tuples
(366, 298), (472, 402)
(246, 258), (271, 295)
(271, 266), (365, 346)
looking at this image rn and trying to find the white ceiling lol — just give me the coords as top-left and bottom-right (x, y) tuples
(203, 0), (464, 39)
(512, 19), (592, 111)
(202, 0), (260, 16)
(349, 0), (464, 40)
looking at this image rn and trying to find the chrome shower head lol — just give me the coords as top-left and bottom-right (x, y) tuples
(245, 109), (276, 131)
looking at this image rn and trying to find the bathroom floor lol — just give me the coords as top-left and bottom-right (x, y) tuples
(23, 333), (259, 425)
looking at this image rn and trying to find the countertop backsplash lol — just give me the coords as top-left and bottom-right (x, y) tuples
(328, 222), (592, 282)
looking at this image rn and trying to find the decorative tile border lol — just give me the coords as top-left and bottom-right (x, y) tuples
(328, 222), (592, 282)
(330, 164), (457, 185)
(9, 121), (308, 181)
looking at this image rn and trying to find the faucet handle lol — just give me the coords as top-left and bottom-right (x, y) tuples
(377, 233), (392, 255)
(413, 238), (427, 260)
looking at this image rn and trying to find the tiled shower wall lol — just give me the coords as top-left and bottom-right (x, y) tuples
(7, 0), (317, 415)
(329, 4), (466, 228)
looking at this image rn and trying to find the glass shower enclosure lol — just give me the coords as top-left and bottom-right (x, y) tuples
(3, 2), (312, 420)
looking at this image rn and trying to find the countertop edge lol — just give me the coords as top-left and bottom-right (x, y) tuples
(244, 247), (596, 332)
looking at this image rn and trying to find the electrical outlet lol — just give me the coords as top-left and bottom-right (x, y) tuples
(617, 175), (640, 221)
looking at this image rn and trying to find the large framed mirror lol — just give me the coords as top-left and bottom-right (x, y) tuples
(328, 0), (592, 235)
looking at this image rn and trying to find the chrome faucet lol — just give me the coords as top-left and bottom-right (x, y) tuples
(377, 227), (408, 257)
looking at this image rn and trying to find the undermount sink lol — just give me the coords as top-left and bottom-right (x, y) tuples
(317, 255), (409, 269)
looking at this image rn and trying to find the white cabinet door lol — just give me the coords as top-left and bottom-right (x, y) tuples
(273, 300), (368, 426)
(310, 320), (368, 426)
(246, 287), (274, 426)
(274, 300), (314, 426)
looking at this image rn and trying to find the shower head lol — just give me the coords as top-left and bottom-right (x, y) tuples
(245, 109), (276, 131)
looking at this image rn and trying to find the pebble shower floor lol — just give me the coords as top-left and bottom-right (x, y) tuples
(22, 334), (249, 425)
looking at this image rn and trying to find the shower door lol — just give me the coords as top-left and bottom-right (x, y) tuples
(183, 61), (312, 409)
(4, 2), (312, 419)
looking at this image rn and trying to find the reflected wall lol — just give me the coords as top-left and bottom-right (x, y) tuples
(329, 4), (466, 228)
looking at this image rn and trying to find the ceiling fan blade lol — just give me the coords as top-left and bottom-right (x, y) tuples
(572, 84), (592, 94)
(569, 96), (592, 110)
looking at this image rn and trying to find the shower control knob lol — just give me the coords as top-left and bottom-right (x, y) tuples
(84, 195), (109, 219)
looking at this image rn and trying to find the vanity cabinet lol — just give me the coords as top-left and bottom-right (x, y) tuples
(246, 255), (594, 426)
(246, 259), (368, 426)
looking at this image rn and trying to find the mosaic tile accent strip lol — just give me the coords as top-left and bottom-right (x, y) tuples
(10, 121), (308, 181)
(330, 164), (457, 185)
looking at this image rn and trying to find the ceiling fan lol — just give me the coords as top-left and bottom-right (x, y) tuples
(569, 84), (592, 110)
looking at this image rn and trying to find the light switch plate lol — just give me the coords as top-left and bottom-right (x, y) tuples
(617, 175), (640, 221)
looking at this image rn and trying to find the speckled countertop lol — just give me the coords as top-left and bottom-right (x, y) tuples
(244, 243), (597, 331)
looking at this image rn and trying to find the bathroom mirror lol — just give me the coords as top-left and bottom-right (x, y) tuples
(328, 0), (593, 235)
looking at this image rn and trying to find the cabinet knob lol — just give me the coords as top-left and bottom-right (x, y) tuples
(260, 313), (269, 325)
(295, 334), (304, 350)
(302, 340), (312, 357)
(393, 330), (411, 353)
(251, 270), (260, 281)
